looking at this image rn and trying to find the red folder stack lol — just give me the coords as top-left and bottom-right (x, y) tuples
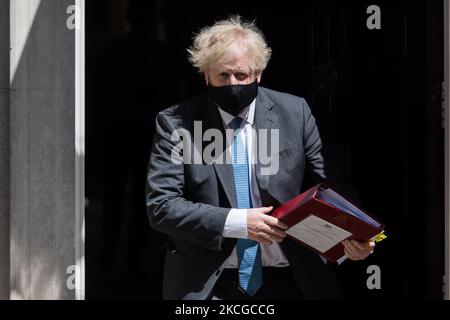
(271, 183), (386, 263)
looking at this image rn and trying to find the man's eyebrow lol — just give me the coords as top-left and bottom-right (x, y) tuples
(217, 68), (250, 75)
(228, 69), (250, 74)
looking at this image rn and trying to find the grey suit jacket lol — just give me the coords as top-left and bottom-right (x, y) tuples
(146, 87), (357, 300)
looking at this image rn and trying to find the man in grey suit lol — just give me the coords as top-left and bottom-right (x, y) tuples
(146, 15), (375, 300)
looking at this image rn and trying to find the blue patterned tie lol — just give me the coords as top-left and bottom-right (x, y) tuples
(229, 117), (263, 296)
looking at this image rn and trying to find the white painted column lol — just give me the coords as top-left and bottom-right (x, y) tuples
(9, 0), (84, 299)
(74, 0), (85, 301)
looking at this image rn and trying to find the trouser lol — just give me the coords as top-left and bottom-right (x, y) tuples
(211, 266), (304, 300)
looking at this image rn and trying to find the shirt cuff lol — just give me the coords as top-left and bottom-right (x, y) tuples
(222, 209), (248, 239)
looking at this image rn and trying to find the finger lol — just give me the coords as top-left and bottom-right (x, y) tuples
(367, 241), (375, 255)
(259, 232), (283, 243)
(344, 248), (358, 261)
(263, 215), (289, 230)
(342, 240), (359, 258)
(344, 240), (363, 255)
(343, 248), (352, 260)
(342, 240), (353, 250)
(345, 242), (371, 260)
(351, 240), (375, 257)
(345, 247), (362, 261)
(261, 224), (286, 238)
(249, 234), (272, 245)
(264, 233), (284, 243)
(259, 206), (273, 214)
(350, 240), (367, 251)
(258, 237), (273, 245)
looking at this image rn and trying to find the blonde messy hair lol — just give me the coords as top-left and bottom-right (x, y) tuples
(187, 15), (272, 75)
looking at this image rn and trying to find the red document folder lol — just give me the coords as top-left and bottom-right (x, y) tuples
(271, 182), (386, 263)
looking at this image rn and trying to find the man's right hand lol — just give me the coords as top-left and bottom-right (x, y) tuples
(247, 206), (289, 244)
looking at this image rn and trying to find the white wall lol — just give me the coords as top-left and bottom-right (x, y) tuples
(8, 0), (83, 299)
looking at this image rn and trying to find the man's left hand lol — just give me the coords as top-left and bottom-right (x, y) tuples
(342, 240), (375, 261)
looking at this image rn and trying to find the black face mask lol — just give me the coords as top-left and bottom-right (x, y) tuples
(208, 80), (258, 117)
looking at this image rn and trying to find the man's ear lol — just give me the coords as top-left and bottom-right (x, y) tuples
(256, 73), (262, 84)
(204, 73), (209, 86)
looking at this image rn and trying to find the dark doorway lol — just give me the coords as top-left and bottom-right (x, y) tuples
(85, 0), (445, 299)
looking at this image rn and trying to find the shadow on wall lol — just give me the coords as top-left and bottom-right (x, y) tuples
(0, 0), (10, 300)
(9, 0), (80, 299)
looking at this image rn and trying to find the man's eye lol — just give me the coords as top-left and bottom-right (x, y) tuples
(236, 73), (248, 80)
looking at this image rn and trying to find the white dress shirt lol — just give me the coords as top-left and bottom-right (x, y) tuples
(218, 99), (290, 268)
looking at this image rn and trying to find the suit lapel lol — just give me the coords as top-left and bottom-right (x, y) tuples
(202, 97), (238, 208)
(254, 89), (278, 196)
